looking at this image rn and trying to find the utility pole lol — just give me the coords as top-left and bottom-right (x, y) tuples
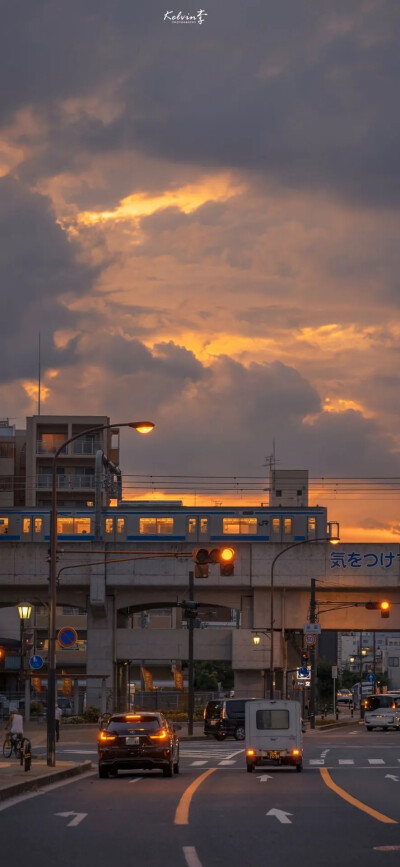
(187, 570), (194, 736)
(309, 578), (316, 730)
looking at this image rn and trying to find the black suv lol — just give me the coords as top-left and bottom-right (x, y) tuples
(204, 698), (255, 740)
(98, 712), (180, 778)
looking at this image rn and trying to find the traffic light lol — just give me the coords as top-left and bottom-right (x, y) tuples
(181, 600), (199, 620)
(192, 547), (235, 578)
(23, 631), (34, 651)
(301, 651), (309, 665)
(365, 601), (390, 618)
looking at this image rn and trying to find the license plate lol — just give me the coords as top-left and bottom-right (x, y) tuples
(210, 720), (217, 725)
(267, 751), (280, 759)
(126, 737), (139, 745)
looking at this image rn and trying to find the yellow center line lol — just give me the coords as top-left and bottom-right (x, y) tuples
(320, 768), (397, 824)
(174, 768), (216, 825)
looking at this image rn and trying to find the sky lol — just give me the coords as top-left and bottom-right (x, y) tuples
(1, 0), (400, 541)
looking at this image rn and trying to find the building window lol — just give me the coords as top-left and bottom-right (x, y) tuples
(272, 518), (280, 534)
(117, 518), (125, 534)
(105, 518), (114, 534)
(200, 518), (208, 534)
(23, 518), (31, 533)
(34, 518), (43, 533)
(223, 518), (258, 535)
(0, 443), (14, 458)
(0, 477), (12, 491)
(308, 517), (316, 535)
(388, 657), (399, 667)
(284, 518), (292, 535)
(275, 490), (282, 498)
(57, 517), (91, 535)
(139, 517), (174, 535)
(0, 518), (9, 534)
(188, 518), (197, 534)
(39, 433), (66, 454)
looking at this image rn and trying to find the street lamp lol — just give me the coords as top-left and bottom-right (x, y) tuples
(17, 603), (33, 722)
(268, 525), (340, 707)
(47, 419), (154, 767)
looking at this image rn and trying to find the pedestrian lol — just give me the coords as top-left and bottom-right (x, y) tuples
(7, 707), (24, 748)
(55, 704), (62, 742)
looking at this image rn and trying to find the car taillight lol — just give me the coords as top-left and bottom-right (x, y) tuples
(150, 729), (168, 740)
(222, 707), (227, 719)
(203, 708), (206, 720)
(99, 731), (116, 742)
(291, 748), (301, 756)
(246, 749), (255, 756)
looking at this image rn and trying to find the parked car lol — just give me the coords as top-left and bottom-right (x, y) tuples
(204, 698), (256, 740)
(98, 711), (180, 778)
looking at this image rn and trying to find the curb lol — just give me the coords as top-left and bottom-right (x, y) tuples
(0, 760), (92, 803)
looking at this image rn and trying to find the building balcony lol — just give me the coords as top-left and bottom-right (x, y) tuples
(37, 474), (95, 490)
(36, 439), (102, 456)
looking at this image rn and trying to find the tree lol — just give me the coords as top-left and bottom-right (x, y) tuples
(194, 661), (234, 691)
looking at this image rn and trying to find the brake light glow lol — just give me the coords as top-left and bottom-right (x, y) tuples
(203, 708), (206, 719)
(125, 714), (141, 720)
(246, 749), (255, 756)
(291, 748), (300, 756)
(99, 731), (116, 742)
(150, 729), (168, 740)
(222, 707), (227, 719)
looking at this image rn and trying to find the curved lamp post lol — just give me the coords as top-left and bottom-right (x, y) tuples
(47, 420), (154, 767)
(260, 524), (339, 716)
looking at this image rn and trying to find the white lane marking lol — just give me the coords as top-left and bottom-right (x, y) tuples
(183, 846), (203, 867)
(62, 750), (98, 755)
(257, 775), (273, 782)
(191, 761), (208, 766)
(128, 777), (143, 784)
(385, 775), (399, 782)
(218, 760), (236, 766)
(55, 811), (87, 827)
(338, 760), (354, 765)
(309, 759), (324, 765)
(266, 808), (292, 824)
(0, 770), (95, 811)
(369, 759), (385, 765)
(223, 749), (245, 759)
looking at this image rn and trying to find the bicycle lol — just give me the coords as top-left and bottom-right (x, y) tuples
(2, 732), (22, 758)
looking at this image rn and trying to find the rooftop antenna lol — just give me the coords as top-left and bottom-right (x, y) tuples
(263, 440), (279, 504)
(38, 332), (41, 416)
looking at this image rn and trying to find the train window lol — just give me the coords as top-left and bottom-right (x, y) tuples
(308, 517), (316, 535)
(139, 517), (174, 535)
(188, 518), (197, 534)
(284, 518), (292, 535)
(57, 517), (91, 534)
(223, 518), (257, 535)
(200, 518), (208, 534)
(117, 518), (125, 534)
(272, 518), (280, 534)
(0, 518), (9, 534)
(23, 518), (31, 533)
(34, 518), (43, 533)
(105, 518), (114, 534)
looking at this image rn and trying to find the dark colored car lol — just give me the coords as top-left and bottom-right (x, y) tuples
(98, 711), (180, 778)
(204, 698), (255, 740)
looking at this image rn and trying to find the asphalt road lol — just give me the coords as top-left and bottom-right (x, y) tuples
(1, 727), (400, 867)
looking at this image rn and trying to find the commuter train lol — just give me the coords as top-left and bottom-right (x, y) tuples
(0, 503), (335, 545)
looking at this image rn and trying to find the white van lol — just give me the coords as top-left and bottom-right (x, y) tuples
(245, 699), (303, 773)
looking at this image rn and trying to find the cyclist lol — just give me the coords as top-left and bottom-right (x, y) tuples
(7, 707), (24, 749)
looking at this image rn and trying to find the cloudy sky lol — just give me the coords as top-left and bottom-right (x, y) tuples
(1, 0), (400, 540)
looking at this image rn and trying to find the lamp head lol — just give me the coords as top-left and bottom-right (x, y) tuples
(17, 602), (32, 620)
(253, 633), (261, 646)
(129, 421), (155, 434)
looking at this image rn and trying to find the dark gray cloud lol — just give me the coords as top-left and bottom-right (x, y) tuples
(0, 176), (95, 381)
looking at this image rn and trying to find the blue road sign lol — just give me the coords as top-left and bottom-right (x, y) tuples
(366, 672), (375, 683)
(29, 655), (44, 670)
(57, 627), (78, 648)
(298, 666), (310, 678)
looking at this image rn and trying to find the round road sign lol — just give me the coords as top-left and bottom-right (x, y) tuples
(57, 626), (78, 648)
(29, 654), (44, 670)
(305, 634), (316, 646)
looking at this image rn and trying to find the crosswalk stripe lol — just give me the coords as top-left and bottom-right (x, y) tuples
(218, 760), (236, 766)
(191, 761), (208, 766)
(338, 760), (354, 765)
(368, 759), (385, 765)
(309, 759), (324, 765)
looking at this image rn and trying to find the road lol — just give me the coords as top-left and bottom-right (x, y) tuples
(1, 727), (400, 866)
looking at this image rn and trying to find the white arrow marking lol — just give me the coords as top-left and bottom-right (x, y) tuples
(385, 775), (399, 782)
(55, 811), (87, 827)
(266, 808), (293, 824)
(257, 774), (273, 782)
